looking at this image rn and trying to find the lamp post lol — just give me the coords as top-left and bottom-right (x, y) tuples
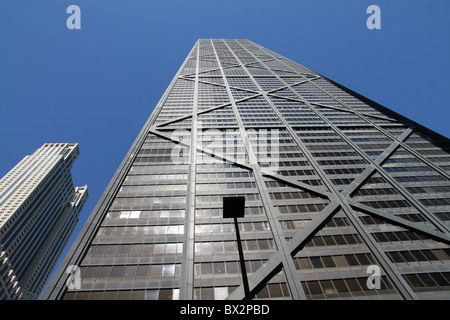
(223, 196), (251, 300)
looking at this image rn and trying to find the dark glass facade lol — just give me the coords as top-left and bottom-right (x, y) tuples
(43, 40), (450, 300)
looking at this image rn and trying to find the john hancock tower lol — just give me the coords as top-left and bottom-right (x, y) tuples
(43, 40), (450, 300)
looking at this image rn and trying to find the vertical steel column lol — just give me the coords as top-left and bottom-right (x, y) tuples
(179, 41), (200, 300)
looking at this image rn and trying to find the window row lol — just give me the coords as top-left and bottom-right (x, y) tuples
(296, 130), (337, 137)
(130, 164), (188, 171)
(277, 160), (310, 167)
(120, 185), (187, 193)
(384, 166), (432, 174)
(194, 259), (266, 277)
(194, 239), (276, 254)
(387, 249), (450, 264)
(96, 225), (185, 238)
(269, 191), (325, 201)
(427, 156), (450, 164)
(359, 212), (426, 225)
(302, 276), (394, 297)
(280, 216), (351, 232)
(294, 252), (375, 270)
(106, 209), (185, 220)
(324, 167), (365, 175)
(318, 158), (366, 166)
(86, 243), (183, 258)
(361, 199), (412, 209)
(406, 185), (450, 194)
(384, 157), (420, 165)
(125, 174), (188, 182)
(371, 230), (429, 244)
(419, 198), (450, 207)
(133, 156), (177, 164)
(196, 182), (257, 192)
(197, 171), (253, 179)
(279, 169), (316, 176)
(113, 196), (187, 206)
(80, 264), (181, 282)
(138, 148), (175, 156)
(63, 288), (180, 300)
(196, 193), (261, 204)
(353, 187), (398, 197)
(197, 164), (245, 172)
(307, 144), (354, 151)
(276, 203), (328, 214)
(303, 233), (363, 247)
(278, 152), (303, 159)
(403, 272), (450, 290)
(195, 221), (270, 234)
(195, 206), (264, 218)
(312, 151), (358, 158)
(331, 178), (355, 186)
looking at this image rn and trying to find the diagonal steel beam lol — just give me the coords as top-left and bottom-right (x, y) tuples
(154, 94), (261, 128)
(148, 128), (332, 199)
(307, 79), (450, 182)
(336, 127), (450, 242)
(308, 101), (401, 123)
(181, 74), (264, 96)
(260, 170), (331, 199)
(227, 201), (341, 300)
(340, 127), (413, 199)
(348, 201), (450, 245)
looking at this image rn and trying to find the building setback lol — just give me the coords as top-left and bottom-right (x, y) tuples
(43, 40), (449, 300)
(0, 143), (88, 299)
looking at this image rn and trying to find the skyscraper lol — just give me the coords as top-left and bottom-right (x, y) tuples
(0, 143), (88, 299)
(43, 40), (450, 300)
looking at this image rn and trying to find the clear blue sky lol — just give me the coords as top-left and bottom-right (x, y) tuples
(0, 0), (449, 287)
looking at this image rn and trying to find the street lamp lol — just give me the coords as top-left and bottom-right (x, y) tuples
(223, 196), (251, 300)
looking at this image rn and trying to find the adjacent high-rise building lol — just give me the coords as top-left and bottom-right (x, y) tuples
(43, 40), (449, 300)
(0, 143), (88, 299)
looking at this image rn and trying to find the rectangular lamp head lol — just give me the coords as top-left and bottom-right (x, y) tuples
(223, 196), (246, 219)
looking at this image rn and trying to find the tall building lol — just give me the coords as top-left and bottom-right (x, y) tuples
(43, 40), (449, 300)
(0, 143), (88, 299)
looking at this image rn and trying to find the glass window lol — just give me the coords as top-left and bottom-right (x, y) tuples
(310, 257), (324, 269)
(120, 211), (130, 219)
(333, 279), (349, 293)
(214, 287), (228, 300)
(150, 265), (162, 278)
(333, 255), (349, 268)
(162, 265), (175, 277)
(345, 278), (361, 292)
(320, 280), (337, 295)
(322, 256), (336, 268)
(130, 211), (141, 219)
(226, 261), (238, 274)
(145, 290), (159, 300)
(307, 281), (322, 295)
